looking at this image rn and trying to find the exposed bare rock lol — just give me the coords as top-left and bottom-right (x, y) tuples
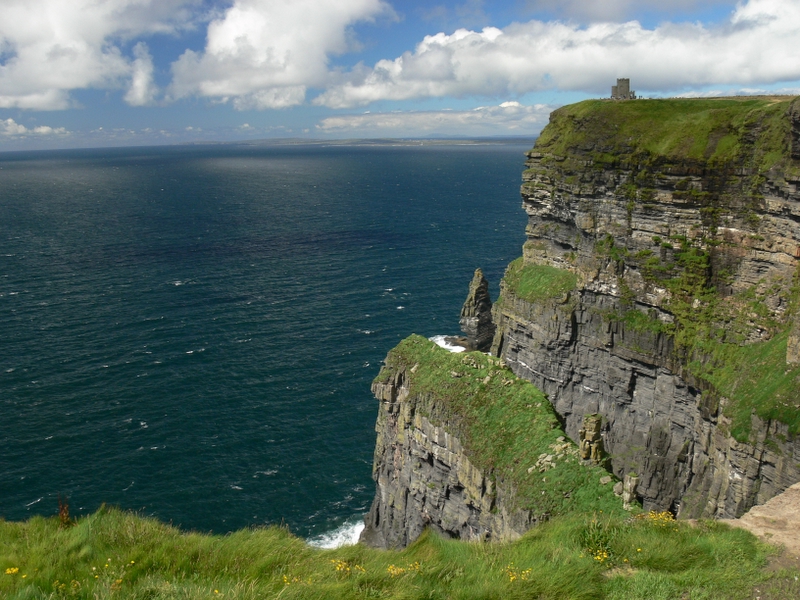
(459, 268), (495, 351)
(360, 364), (534, 549)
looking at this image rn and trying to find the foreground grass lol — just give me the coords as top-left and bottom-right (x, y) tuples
(1, 506), (790, 600)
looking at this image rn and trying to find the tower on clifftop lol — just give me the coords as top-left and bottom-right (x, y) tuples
(611, 78), (636, 100)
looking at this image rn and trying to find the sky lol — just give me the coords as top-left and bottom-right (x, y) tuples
(1, 0), (800, 150)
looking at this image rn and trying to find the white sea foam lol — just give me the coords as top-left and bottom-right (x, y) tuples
(307, 517), (365, 549)
(254, 469), (278, 477)
(429, 335), (466, 353)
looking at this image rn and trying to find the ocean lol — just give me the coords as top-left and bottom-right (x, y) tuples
(0, 141), (529, 543)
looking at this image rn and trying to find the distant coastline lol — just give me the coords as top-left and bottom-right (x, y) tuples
(179, 136), (539, 148)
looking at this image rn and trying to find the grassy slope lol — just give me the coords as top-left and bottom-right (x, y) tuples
(2, 506), (793, 600)
(535, 96), (795, 171)
(3, 336), (790, 599)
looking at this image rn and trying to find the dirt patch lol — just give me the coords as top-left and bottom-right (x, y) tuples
(725, 482), (800, 570)
(724, 482), (800, 598)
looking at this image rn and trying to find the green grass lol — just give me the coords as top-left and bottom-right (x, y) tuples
(0, 338), (794, 598)
(619, 231), (799, 440)
(374, 335), (621, 517)
(694, 330), (800, 439)
(499, 246), (800, 441)
(535, 97), (796, 172)
(502, 258), (578, 304)
(1, 506), (792, 599)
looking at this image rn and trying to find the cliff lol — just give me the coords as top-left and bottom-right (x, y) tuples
(492, 96), (800, 518)
(360, 335), (621, 549)
(362, 96), (800, 549)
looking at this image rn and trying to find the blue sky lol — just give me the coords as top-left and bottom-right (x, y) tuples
(1, 0), (799, 150)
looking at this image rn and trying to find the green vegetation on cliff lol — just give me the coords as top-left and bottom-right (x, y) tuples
(535, 96), (796, 173)
(696, 329), (800, 439)
(374, 335), (620, 518)
(502, 257), (578, 304)
(620, 222), (800, 440)
(520, 95), (800, 442)
(503, 247), (800, 440)
(2, 336), (794, 599)
(2, 504), (793, 599)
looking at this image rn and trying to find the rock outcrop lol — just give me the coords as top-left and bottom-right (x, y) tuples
(459, 268), (495, 351)
(360, 365), (532, 549)
(360, 336), (621, 549)
(492, 96), (800, 518)
(728, 480), (800, 565)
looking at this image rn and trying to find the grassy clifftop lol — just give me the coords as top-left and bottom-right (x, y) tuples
(535, 96), (798, 173)
(516, 96), (800, 442)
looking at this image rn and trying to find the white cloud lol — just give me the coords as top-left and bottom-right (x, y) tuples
(169, 0), (392, 109)
(124, 42), (159, 106)
(677, 86), (800, 98)
(523, 0), (736, 22)
(316, 101), (553, 136)
(0, 0), (195, 110)
(315, 0), (800, 108)
(1, 118), (68, 136)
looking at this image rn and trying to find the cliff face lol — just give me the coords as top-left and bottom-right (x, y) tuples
(360, 336), (622, 549)
(362, 97), (800, 549)
(360, 365), (532, 549)
(492, 96), (800, 518)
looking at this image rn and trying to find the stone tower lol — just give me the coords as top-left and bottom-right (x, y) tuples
(611, 78), (636, 100)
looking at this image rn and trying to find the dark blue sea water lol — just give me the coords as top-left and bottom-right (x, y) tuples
(0, 142), (529, 540)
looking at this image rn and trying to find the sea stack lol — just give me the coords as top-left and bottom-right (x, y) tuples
(459, 268), (495, 352)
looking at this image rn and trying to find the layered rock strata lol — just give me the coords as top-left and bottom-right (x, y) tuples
(458, 268), (495, 351)
(360, 364), (533, 549)
(492, 97), (800, 518)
